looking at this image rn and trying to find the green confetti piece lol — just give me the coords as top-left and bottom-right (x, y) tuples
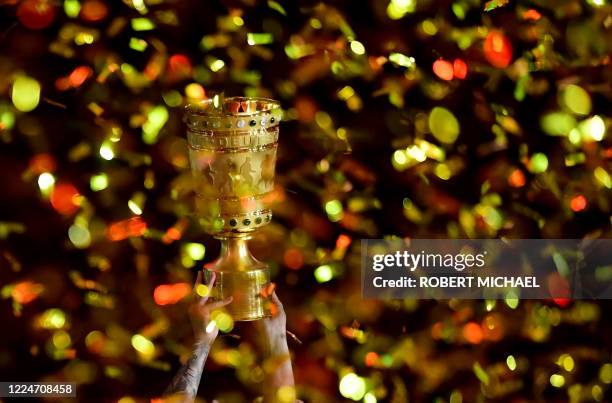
(11, 75), (40, 112)
(314, 265), (333, 283)
(452, 3), (466, 19)
(505, 290), (520, 308)
(561, 84), (591, 116)
(484, 0), (509, 12)
(389, 53), (416, 69)
(564, 153), (585, 167)
(594, 167), (612, 188)
(506, 355), (517, 371)
(64, 0), (81, 18)
(267, 0), (287, 16)
(429, 107), (460, 144)
(247, 32), (274, 46)
(552, 252), (570, 277)
(131, 18), (155, 31)
(540, 112), (576, 136)
(90, 173), (108, 192)
(129, 37), (148, 52)
(514, 75), (528, 101)
(529, 153), (548, 173)
(142, 105), (168, 145)
(473, 362), (490, 385)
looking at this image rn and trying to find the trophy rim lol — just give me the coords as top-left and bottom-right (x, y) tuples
(185, 96), (281, 117)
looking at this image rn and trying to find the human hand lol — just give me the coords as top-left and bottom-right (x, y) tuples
(189, 270), (232, 343)
(257, 285), (289, 356)
(164, 271), (230, 402)
(256, 285), (296, 402)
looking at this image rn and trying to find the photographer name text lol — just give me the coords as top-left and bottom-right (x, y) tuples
(372, 276), (540, 288)
(370, 251), (540, 290)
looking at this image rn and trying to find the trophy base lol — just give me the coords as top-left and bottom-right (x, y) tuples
(204, 235), (271, 321)
(205, 267), (270, 321)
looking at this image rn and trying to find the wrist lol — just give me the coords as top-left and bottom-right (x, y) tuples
(194, 331), (216, 347)
(268, 333), (289, 356)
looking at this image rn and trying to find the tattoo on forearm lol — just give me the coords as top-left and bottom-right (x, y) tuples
(165, 342), (211, 400)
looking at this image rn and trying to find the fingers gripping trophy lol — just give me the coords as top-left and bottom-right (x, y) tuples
(184, 96), (282, 321)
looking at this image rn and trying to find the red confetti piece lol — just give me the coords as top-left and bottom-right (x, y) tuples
(284, 248), (304, 270)
(269, 301), (279, 316)
(161, 227), (179, 243)
(365, 351), (379, 367)
(80, 0), (108, 22)
(463, 322), (484, 344)
(55, 77), (71, 91)
(167, 54), (193, 82)
(368, 55), (386, 72)
(553, 297), (571, 307)
(431, 322), (443, 339)
(453, 59), (468, 79)
(570, 195), (587, 212)
(260, 282), (276, 298)
(17, 0), (55, 30)
(162, 218), (188, 244)
(508, 169), (526, 188)
(294, 96), (318, 123)
(144, 55), (164, 81)
(432, 58), (454, 81)
(336, 234), (352, 250)
(12, 281), (44, 304)
(29, 153), (56, 174)
(481, 314), (504, 341)
(548, 273), (570, 303)
(50, 183), (80, 215)
(153, 283), (191, 306)
(523, 9), (542, 21)
(107, 217), (147, 241)
(484, 31), (513, 68)
(69, 66), (93, 88)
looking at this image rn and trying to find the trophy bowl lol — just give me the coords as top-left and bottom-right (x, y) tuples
(184, 96), (282, 321)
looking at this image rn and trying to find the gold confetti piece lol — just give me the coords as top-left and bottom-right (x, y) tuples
(0, 224), (26, 241)
(69, 271), (107, 292)
(85, 292), (115, 309)
(87, 102), (104, 116)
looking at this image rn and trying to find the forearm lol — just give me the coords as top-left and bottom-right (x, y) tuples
(165, 338), (212, 402)
(263, 335), (295, 402)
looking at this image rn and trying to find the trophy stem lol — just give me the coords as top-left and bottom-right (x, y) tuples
(214, 234), (267, 272)
(206, 235), (270, 321)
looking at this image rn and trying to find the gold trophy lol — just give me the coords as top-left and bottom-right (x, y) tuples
(184, 96), (282, 321)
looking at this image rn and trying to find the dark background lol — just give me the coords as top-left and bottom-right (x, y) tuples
(0, 0), (611, 401)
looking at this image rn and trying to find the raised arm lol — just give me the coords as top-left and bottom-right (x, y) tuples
(164, 271), (231, 402)
(258, 291), (296, 403)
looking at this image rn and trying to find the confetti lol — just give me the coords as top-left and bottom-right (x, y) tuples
(11, 75), (41, 112)
(483, 30), (513, 68)
(484, 0), (509, 12)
